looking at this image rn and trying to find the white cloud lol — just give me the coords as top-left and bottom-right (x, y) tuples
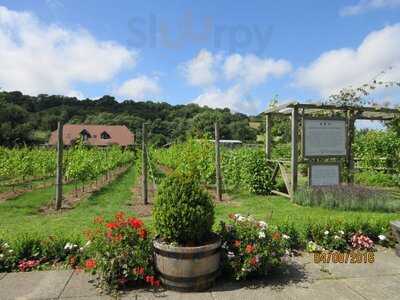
(0, 6), (137, 96)
(223, 53), (292, 86)
(183, 50), (291, 114)
(116, 76), (161, 99)
(192, 85), (260, 115)
(181, 49), (220, 87)
(295, 24), (400, 96)
(340, 0), (400, 16)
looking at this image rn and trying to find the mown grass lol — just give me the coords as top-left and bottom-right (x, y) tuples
(212, 191), (400, 230)
(1, 167), (399, 243)
(0, 166), (136, 242)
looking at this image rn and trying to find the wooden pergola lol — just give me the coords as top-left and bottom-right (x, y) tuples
(264, 102), (400, 199)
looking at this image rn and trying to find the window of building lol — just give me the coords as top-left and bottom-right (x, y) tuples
(80, 129), (91, 141)
(101, 131), (111, 139)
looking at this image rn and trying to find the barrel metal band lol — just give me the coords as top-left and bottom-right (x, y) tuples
(158, 269), (220, 283)
(154, 247), (219, 259)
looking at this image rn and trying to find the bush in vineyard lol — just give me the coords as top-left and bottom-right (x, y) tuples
(153, 138), (215, 185)
(223, 148), (274, 195)
(154, 140), (275, 195)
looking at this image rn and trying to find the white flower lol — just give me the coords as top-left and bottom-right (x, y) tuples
(234, 213), (241, 219)
(247, 215), (255, 222)
(334, 235), (340, 240)
(282, 234), (290, 240)
(237, 216), (245, 222)
(8, 250), (13, 253)
(3, 243), (9, 248)
(378, 235), (386, 241)
(0, 254), (3, 258)
(85, 240), (91, 247)
(258, 231), (266, 239)
(258, 221), (268, 229)
(324, 230), (329, 235)
(222, 242), (228, 249)
(64, 243), (73, 250)
(339, 230), (344, 235)
(79, 247), (84, 252)
(227, 251), (235, 259)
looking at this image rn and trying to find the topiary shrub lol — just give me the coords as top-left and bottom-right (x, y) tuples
(153, 171), (215, 245)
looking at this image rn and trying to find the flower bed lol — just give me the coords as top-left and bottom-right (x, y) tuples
(218, 214), (290, 280)
(0, 211), (397, 293)
(82, 212), (158, 293)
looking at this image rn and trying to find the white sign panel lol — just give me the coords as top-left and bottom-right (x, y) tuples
(304, 119), (346, 157)
(310, 164), (340, 186)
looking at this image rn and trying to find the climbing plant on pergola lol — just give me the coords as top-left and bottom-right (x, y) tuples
(264, 102), (400, 199)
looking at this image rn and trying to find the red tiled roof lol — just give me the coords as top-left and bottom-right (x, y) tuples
(48, 124), (135, 146)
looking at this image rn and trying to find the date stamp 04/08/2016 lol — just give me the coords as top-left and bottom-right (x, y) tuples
(313, 251), (375, 264)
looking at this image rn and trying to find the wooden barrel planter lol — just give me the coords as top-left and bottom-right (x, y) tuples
(391, 221), (400, 257)
(153, 237), (221, 291)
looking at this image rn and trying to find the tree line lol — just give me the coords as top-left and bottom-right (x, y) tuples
(0, 91), (262, 147)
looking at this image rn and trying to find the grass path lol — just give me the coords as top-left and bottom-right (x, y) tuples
(213, 192), (400, 229)
(0, 166), (137, 242)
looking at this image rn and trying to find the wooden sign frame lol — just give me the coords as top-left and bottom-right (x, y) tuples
(308, 162), (341, 187)
(302, 117), (348, 158)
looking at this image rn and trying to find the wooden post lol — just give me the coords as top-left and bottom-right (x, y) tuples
(142, 123), (148, 205)
(55, 121), (63, 210)
(290, 106), (299, 198)
(265, 114), (272, 160)
(346, 110), (355, 184)
(214, 122), (222, 201)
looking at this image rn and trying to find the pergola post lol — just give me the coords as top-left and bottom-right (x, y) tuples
(265, 114), (272, 160)
(346, 110), (355, 184)
(290, 106), (299, 198)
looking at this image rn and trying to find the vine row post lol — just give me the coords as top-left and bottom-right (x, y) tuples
(214, 122), (222, 201)
(290, 106), (299, 199)
(55, 121), (63, 210)
(142, 123), (148, 205)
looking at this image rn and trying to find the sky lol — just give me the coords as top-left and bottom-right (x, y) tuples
(0, 0), (400, 116)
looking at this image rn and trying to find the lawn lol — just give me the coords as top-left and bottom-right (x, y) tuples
(0, 166), (136, 242)
(1, 167), (399, 243)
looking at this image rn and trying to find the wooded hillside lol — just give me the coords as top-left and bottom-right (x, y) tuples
(0, 91), (262, 146)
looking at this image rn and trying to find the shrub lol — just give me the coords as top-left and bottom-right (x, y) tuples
(153, 171), (214, 245)
(218, 214), (290, 280)
(355, 171), (397, 187)
(0, 240), (16, 272)
(83, 213), (156, 293)
(223, 148), (274, 195)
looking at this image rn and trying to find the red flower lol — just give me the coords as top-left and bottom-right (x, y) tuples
(228, 213), (235, 220)
(145, 275), (155, 285)
(106, 222), (119, 230)
(234, 240), (241, 248)
(128, 217), (143, 229)
(133, 267), (145, 276)
(250, 256), (258, 266)
(138, 228), (147, 239)
(153, 280), (160, 287)
(18, 259), (40, 272)
(245, 244), (255, 254)
(85, 258), (96, 270)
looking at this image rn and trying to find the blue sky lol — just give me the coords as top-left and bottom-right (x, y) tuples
(0, 0), (400, 115)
